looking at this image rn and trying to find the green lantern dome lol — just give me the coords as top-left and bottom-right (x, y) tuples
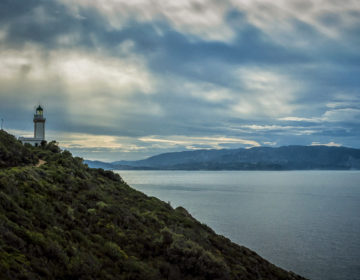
(35, 105), (44, 116)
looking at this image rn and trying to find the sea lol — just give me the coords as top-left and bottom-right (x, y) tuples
(115, 170), (360, 280)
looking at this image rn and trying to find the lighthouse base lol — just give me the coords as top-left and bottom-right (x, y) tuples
(19, 137), (45, 147)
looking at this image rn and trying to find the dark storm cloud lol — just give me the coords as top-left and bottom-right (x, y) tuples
(1, 0), (69, 46)
(0, 0), (39, 21)
(3, 1), (308, 75)
(82, 12), (311, 85)
(0, 0), (119, 52)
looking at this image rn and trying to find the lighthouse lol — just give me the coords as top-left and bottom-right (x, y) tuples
(19, 106), (46, 146)
(34, 105), (45, 140)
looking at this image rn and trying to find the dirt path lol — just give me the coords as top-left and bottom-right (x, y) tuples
(35, 159), (46, 167)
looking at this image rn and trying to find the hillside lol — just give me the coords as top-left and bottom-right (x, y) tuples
(0, 131), (38, 168)
(86, 145), (360, 170)
(0, 130), (306, 279)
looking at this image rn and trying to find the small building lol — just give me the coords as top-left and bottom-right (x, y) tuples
(19, 106), (46, 146)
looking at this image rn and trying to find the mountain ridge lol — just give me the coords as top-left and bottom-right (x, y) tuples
(86, 145), (360, 170)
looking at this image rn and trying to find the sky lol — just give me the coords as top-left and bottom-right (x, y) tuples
(1, 0), (360, 161)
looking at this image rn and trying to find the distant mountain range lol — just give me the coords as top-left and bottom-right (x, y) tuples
(85, 145), (360, 170)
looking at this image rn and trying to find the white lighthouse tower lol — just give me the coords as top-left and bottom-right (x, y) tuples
(19, 105), (46, 146)
(33, 105), (45, 140)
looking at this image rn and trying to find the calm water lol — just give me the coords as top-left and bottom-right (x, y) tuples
(116, 170), (360, 280)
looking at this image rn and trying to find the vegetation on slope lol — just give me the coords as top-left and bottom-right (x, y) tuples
(0, 130), (306, 279)
(0, 132), (38, 168)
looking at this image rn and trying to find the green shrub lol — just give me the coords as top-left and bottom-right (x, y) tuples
(104, 242), (128, 260)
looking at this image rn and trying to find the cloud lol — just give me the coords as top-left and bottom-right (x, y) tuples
(41, 131), (262, 161)
(1, 42), (154, 95)
(241, 125), (293, 131)
(326, 94), (360, 109)
(59, 0), (235, 42)
(231, 0), (360, 46)
(278, 116), (322, 122)
(57, 0), (360, 48)
(230, 67), (300, 118)
(139, 135), (261, 149)
(238, 124), (320, 137)
(310, 141), (342, 147)
(186, 82), (234, 103)
(323, 108), (360, 123)
(263, 141), (277, 146)
(0, 39), (162, 131)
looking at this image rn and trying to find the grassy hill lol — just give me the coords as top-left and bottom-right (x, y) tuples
(0, 130), (306, 279)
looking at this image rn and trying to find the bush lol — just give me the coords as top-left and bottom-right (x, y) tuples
(0, 131), (38, 167)
(104, 242), (128, 260)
